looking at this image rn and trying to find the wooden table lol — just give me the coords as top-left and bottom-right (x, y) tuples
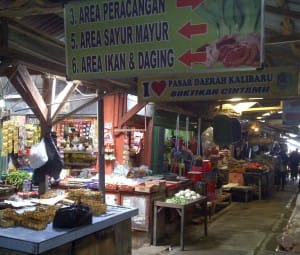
(243, 171), (270, 200)
(153, 196), (208, 251)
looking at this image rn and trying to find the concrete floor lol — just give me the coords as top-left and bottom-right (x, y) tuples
(132, 179), (299, 255)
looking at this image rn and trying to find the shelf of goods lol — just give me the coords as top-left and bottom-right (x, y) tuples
(63, 151), (97, 164)
(63, 151), (97, 176)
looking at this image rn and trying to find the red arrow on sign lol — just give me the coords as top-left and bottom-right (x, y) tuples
(176, 0), (204, 9)
(179, 22), (207, 39)
(179, 50), (207, 67)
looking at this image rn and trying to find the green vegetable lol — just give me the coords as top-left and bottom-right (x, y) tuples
(195, 0), (226, 38)
(253, 0), (262, 32)
(195, 0), (261, 36)
(6, 170), (31, 190)
(237, 0), (261, 34)
(222, 0), (234, 34)
(232, 0), (245, 33)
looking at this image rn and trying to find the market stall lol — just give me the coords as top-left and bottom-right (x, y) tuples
(0, 205), (137, 255)
(0, 189), (138, 255)
(221, 156), (275, 202)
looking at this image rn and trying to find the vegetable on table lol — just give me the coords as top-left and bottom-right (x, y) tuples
(6, 170), (31, 190)
(166, 189), (201, 204)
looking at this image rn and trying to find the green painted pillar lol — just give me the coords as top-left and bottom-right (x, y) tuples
(151, 126), (166, 174)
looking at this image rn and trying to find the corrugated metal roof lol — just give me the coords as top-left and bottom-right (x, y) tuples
(21, 14), (65, 41)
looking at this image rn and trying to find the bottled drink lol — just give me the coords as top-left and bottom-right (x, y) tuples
(22, 179), (31, 199)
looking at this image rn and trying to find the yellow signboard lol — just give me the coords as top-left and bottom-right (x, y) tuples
(138, 67), (299, 102)
(64, 0), (263, 79)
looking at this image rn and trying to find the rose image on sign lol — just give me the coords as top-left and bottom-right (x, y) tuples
(151, 80), (167, 96)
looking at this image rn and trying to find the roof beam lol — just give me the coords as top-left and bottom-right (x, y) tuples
(52, 96), (101, 125)
(51, 80), (77, 120)
(119, 102), (147, 127)
(0, 58), (13, 75)
(0, 1), (63, 17)
(7, 64), (48, 125)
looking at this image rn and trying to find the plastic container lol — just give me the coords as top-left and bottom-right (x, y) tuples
(22, 179), (31, 193)
(202, 160), (212, 172)
(22, 179), (31, 199)
(191, 166), (203, 172)
(187, 171), (203, 183)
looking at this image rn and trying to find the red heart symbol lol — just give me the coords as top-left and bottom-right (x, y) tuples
(151, 81), (166, 96)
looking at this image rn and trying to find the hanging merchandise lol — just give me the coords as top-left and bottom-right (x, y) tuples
(1, 121), (40, 157)
(28, 138), (48, 169)
(1, 120), (17, 156)
(104, 123), (115, 161)
(122, 133), (130, 165)
(202, 127), (218, 159)
(32, 126), (63, 184)
(104, 143), (116, 161)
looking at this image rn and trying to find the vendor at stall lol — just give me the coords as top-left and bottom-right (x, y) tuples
(170, 139), (193, 176)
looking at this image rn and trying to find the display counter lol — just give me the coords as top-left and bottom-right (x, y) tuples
(0, 205), (138, 255)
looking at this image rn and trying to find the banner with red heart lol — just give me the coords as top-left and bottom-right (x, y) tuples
(151, 81), (166, 96)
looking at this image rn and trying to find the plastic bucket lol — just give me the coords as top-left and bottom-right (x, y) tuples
(202, 160), (212, 172)
(187, 171), (203, 183)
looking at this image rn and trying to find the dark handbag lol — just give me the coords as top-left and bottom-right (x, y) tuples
(53, 202), (93, 228)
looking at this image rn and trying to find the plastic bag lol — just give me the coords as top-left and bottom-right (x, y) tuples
(32, 126), (64, 184)
(29, 138), (48, 169)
